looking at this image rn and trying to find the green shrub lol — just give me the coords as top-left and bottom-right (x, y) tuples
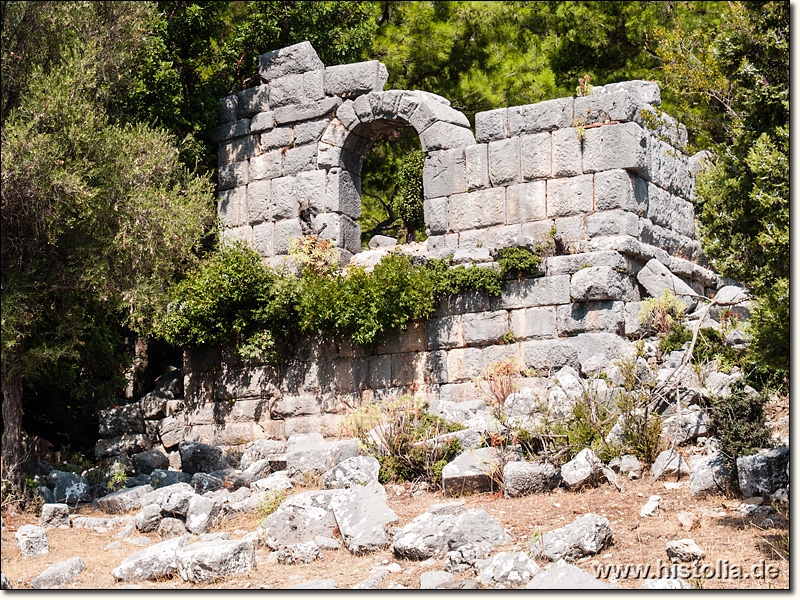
(255, 489), (289, 522)
(706, 382), (773, 464)
(496, 246), (543, 278)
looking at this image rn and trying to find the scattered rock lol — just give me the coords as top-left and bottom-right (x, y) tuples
(445, 544), (478, 573)
(689, 452), (733, 497)
(15, 525), (49, 557)
(476, 551), (542, 588)
(141, 482), (195, 517)
(30, 557), (86, 589)
(420, 571), (454, 589)
(176, 537), (257, 582)
(98, 484), (154, 514)
(131, 448), (169, 475)
(275, 541), (321, 564)
(1, 572), (11, 590)
(134, 504), (163, 533)
(736, 447), (789, 498)
(531, 514), (613, 562)
(351, 571), (386, 589)
(392, 511), (458, 560)
(676, 511), (696, 531)
(157, 517), (187, 538)
(436, 579), (481, 589)
(608, 455), (643, 479)
(652, 449), (691, 480)
(331, 482), (398, 554)
(448, 508), (511, 556)
(258, 489), (344, 549)
(185, 494), (223, 534)
(40, 503), (70, 529)
(640, 495), (662, 518)
(666, 539), (705, 562)
(149, 470), (192, 488)
(178, 441), (228, 475)
(50, 471), (92, 504)
(111, 536), (188, 581)
(441, 447), (499, 497)
(233, 459), (272, 490)
(285, 433), (358, 480)
(525, 561), (619, 589)
(503, 460), (561, 497)
(561, 448), (604, 490)
(323, 456), (380, 489)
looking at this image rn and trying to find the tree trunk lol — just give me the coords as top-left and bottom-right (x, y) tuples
(2, 370), (24, 488)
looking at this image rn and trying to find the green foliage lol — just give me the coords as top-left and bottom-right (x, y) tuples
(551, 387), (618, 463)
(639, 290), (686, 337)
(613, 356), (662, 466)
(706, 382), (773, 465)
(496, 246), (544, 279)
(394, 151), (425, 242)
(255, 489), (289, 521)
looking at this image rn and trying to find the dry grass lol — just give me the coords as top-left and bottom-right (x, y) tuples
(0, 473), (789, 590)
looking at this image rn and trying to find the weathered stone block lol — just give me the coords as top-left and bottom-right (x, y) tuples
(410, 97), (471, 133)
(575, 90), (643, 125)
(237, 84), (270, 117)
(446, 348), (484, 381)
(218, 161), (249, 191)
(250, 151), (282, 181)
(210, 119), (251, 143)
(583, 122), (647, 173)
(250, 110), (275, 133)
(259, 41), (324, 81)
(219, 95), (238, 123)
(554, 215), (585, 246)
(295, 169), (326, 213)
(247, 180), (270, 223)
(324, 61), (387, 97)
(273, 218), (304, 255)
(427, 316), (464, 349)
(393, 353), (424, 387)
(465, 144), (490, 190)
(594, 169), (647, 212)
(510, 307), (558, 340)
(551, 127), (582, 177)
(557, 301), (624, 335)
(420, 121), (475, 152)
(303, 69), (325, 101)
(475, 108), (508, 143)
(463, 310), (509, 346)
(488, 138), (520, 186)
(424, 197), (449, 234)
(570, 266), (634, 302)
(506, 181), (546, 224)
(312, 213), (361, 254)
(636, 258), (697, 311)
(521, 339), (579, 372)
(367, 355), (392, 388)
(486, 224), (524, 252)
(253, 222), (273, 256)
(268, 73), (306, 108)
(546, 251), (627, 276)
(218, 135), (256, 166)
(261, 127), (293, 151)
(325, 168), (361, 218)
(508, 97), (574, 136)
(270, 176), (298, 220)
(547, 174), (592, 218)
(273, 97), (341, 125)
(424, 149), (466, 200)
(293, 119), (328, 146)
(585, 210), (639, 238)
(501, 275), (571, 309)
(448, 188), (505, 231)
(282, 144), (317, 176)
(457, 228), (487, 250)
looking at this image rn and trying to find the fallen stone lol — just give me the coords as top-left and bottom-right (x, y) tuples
(689, 452), (733, 498)
(185, 494), (223, 534)
(258, 489), (345, 549)
(561, 448), (604, 490)
(141, 482), (195, 517)
(40, 503), (70, 529)
(134, 504), (163, 533)
(323, 456), (380, 489)
(503, 460), (561, 497)
(420, 571), (454, 589)
(637, 259), (698, 311)
(178, 441), (228, 475)
(436, 579), (481, 589)
(676, 511), (696, 531)
(149, 469), (192, 489)
(97, 484), (154, 514)
(476, 551), (542, 588)
(736, 447), (789, 498)
(233, 459), (272, 489)
(331, 482), (398, 554)
(531, 514), (613, 562)
(525, 561), (619, 589)
(157, 517), (187, 539)
(441, 447), (500, 497)
(285, 433), (358, 479)
(448, 508), (511, 556)
(111, 536), (188, 581)
(51, 471), (92, 504)
(131, 448), (169, 475)
(30, 557), (86, 589)
(391, 511), (458, 560)
(239, 439), (287, 471)
(275, 541), (321, 564)
(251, 470), (294, 493)
(640, 495), (662, 518)
(124, 536), (152, 547)
(666, 538), (705, 562)
(314, 535), (342, 551)
(444, 544), (478, 573)
(608, 454), (643, 479)
(176, 537), (257, 583)
(652, 449), (691, 480)
(15, 525), (49, 557)
(351, 571), (386, 589)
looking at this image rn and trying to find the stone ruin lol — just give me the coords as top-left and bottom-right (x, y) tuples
(96, 41), (723, 455)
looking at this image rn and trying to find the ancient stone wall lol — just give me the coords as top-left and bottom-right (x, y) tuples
(105, 42), (722, 453)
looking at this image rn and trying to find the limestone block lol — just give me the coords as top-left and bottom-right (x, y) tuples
(312, 213), (361, 254)
(546, 250), (627, 276)
(250, 110), (275, 133)
(557, 301), (625, 335)
(424, 196), (449, 234)
(463, 310), (509, 346)
(488, 138), (521, 186)
(448, 188), (505, 231)
(252, 222), (273, 257)
(457, 228), (487, 250)
(250, 151), (282, 181)
(486, 224), (524, 252)
(506, 181), (546, 224)
(237, 84), (271, 117)
(325, 168), (361, 218)
(465, 144), (490, 190)
(218, 135), (256, 166)
(636, 258), (698, 311)
(574, 90), (643, 125)
(583, 122), (647, 174)
(570, 266), (634, 302)
(269, 73), (309, 108)
(273, 218), (304, 255)
(271, 395), (321, 419)
(520, 132), (551, 181)
(446, 348), (484, 381)
(373, 90), (405, 120)
(475, 108), (508, 143)
(295, 169), (326, 213)
(259, 41), (324, 81)
(592, 80), (661, 106)
(500, 275), (571, 309)
(261, 127), (293, 152)
(520, 220), (556, 248)
(367, 355), (392, 388)
(273, 97), (341, 126)
(352, 93), (374, 121)
(551, 127), (583, 177)
(218, 160), (249, 191)
(219, 95), (238, 123)
(420, 121), (475, 152)
(246, 180), (270, 224)
(547, 174), (592, 218)
(594, 169), (647, 212)
(303, 69), (325, 101)
(585, 210), (639, 238)
(510, 306), (558, 340)
(426, 350), (449, 384)
(393, 353), (424, 387)
(270, 177), (298, 220)
(409, 97), (471, 134)
(376, 321), (426, 354)
(554, 215), (585, 247)
(624, 301), (645, 338)
(423, 149), (466, 200)
(210, 119), (251, 143)
(507, 97), (574, 136)
(217, 187), (242, 228)
(282, 144), (317, 176)
(293, 119), (328, 146)
(521, 339), (579, 372)
(427, 315), (464, 350)
(324, 61), (388, 98)
(219, 225), (253, 247)
(335, 101), (360, 131)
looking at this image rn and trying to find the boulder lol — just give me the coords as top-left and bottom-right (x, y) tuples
(441, 447), (500, 497)
(131, 448), (169, 475)
(351, 571), (386, 589)
(420, 571), (454, 589)
(111, 536), (188, 581)
(525, 561), (619, 589)
(97, 484), (154, 514)
(275, 541), (321, 564)
(233, 459), (272, 489)
(652, 449), (691, 480)
(477, 551), (542, 588)
(444, 544), (479, 573)
(331, 483), (398, 554)
(608, 454), (643, 479)
(30, 557), (86, 589)
(251, 471), (294, 493)
(98, 404), (145, 438)
(323, 456), (380, 489)
(637, 259), (698, 311)
(561, 448), (604, 490)
(639, 495), (661, 518)
(176, 537), (257, 583)
(531, 514), (613, 562)
(736, 447), (789, 498)
(285, 434), (358, 479)
(139, 391), (168, 420)
(178, 441), (228, 475)
(447, 508), (511, 556)
(190, 472), (226, 494)
(503, 460), (561, 497)
(157, 517), (187, 539)
(391, 511), (459, 561)
(661, 410), (708, 445)
(258, 489), (345, 549)
(95, 434), (151, 459)
(134, 504), (163, 533)
(15, 525), (49, 557)
(689, 452), (733, 497)
(141, 482), (195, 517)
(50, 471), (92, 504)
(149, 469), (191, 489)
(40, 503), (70, 529)
(666, 538), (705, 562)
(368, 234), (397, 249)
(239, 439), (287, 471)
(185, 495), (224, 534)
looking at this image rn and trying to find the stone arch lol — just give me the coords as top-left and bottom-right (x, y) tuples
(314, 91), (475, 253)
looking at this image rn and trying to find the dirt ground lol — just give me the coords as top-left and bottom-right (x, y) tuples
(0, 471), (789, 590)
